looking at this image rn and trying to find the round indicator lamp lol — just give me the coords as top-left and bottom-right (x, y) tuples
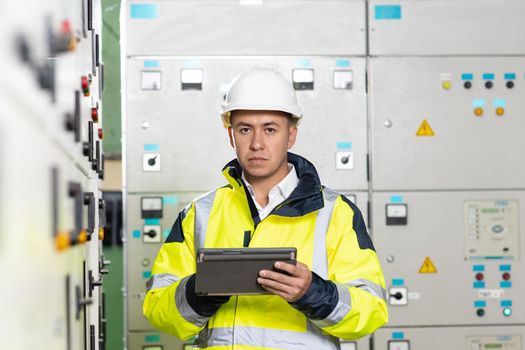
(496, 107), (505, 116)
(474, 107), (484, 117)
(442, 81), (452, 90)
(503, 307), (512, 317)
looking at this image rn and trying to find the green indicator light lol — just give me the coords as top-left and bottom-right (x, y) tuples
(503, 307), (512, 317)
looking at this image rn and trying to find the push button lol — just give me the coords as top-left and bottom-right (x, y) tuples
(476, 308), (485, 317)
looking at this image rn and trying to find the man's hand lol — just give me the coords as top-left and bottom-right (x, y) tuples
(258, 261), (312, 302)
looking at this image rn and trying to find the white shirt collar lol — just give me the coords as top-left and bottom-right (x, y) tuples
(242, 163), (299, 214)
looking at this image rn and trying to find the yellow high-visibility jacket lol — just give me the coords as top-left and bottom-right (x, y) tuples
(144, 153), (388, 349)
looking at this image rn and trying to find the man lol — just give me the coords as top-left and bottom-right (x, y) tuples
(144, 69), (388, 349)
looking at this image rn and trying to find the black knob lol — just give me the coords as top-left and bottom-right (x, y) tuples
(148, 156), (157, 166)
(464, 81), (472, 89)
(485, 81), (493, 89)
(391, 292), (403, 300)
(144, 230), (157, 238)
(476, 308), (485, 317)
(341, 156), (349, 164)
(506, 81), (514, 89)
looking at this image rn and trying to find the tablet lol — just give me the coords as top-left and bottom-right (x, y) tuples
(195, 247), (297, 296)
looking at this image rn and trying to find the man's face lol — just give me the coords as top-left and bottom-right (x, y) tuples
(228, 110), (297, 182)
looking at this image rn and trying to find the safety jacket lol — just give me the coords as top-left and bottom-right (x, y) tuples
(144, 153), (388, 349)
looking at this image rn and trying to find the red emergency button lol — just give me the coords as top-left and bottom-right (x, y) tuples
(81, 76), (90, 96)
(98, 128), (104, 140)
(91, 107), (99, 122)
(502, 272), (511, 281)
(475, 273), (484, 281)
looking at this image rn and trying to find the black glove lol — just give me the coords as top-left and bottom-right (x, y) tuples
(185, 274), (231, 317)
(289, 272), (338, 320)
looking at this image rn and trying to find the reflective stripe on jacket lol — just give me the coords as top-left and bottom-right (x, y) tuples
(144, 153), (388, 349)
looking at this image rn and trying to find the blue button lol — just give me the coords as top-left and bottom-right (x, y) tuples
(501, 300), (512, 307)
(130, 4), (159, 19)
(472, 99), (485, 108)
(375, 5), (402, 20)
(392, 332), (405, 340)
(145, 218), (160, 225)
(472, 265), (485, 272)
(500, 264), (511, 271)
(132, 230), (141, 238)
(336, 142), (352, 150)
(493, 99), (506, 108)
(144, 143), (160, 152)
(295, 58), (311, 67)
(144, 334), (161, 342)
(390, 196), (403, 203)
(144, 60), (160, 68)
(474, 300), (486, 308)
(143, 271), (151, 279)
(500, 281), (512, 288)
(473, 282), (485, 289)
(335, 59), (351, 67)
(163, 196), (179, 205)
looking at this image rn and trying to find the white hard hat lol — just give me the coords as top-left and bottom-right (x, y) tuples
(221, 69), (303, 126)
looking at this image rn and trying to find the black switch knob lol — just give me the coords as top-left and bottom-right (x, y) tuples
(341, 156), (349, 164)
(506, 81), (514, 89)
(485, 81), (493, 89)
(148, 156), (157, 166)
(391, 292), (403, 300)
(464, 81), (472, 89)
(476, 308), (485, 317)
(144, 230), (157, 238)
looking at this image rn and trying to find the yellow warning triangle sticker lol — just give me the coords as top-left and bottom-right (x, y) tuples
(419, 257), (438, 273)
(416, 119), (435, 136)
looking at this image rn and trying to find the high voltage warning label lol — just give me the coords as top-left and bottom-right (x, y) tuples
(419, 257), (438, 273)
(416, 119), (435, 136)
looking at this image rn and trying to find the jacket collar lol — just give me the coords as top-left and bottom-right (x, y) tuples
(222, 152), (324, 221)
